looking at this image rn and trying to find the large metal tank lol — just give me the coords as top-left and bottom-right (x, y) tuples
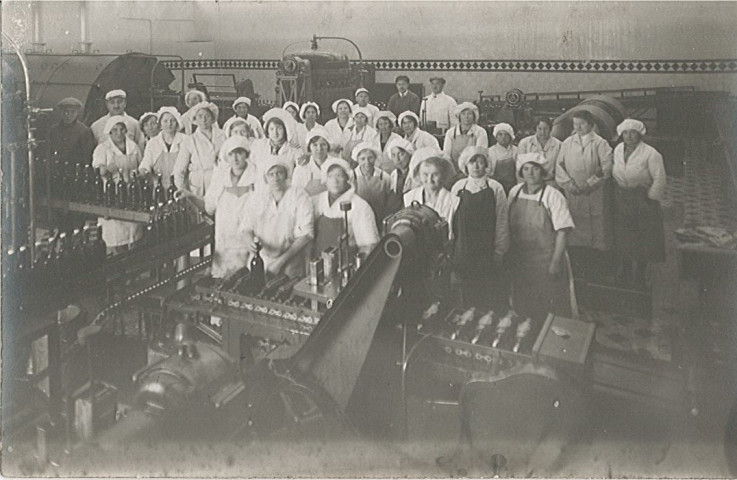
(2, 52), (179, 127)
(551, 96), (627, 143)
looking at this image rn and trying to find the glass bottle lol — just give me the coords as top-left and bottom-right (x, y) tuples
(116, 169), (128, 209)
(167, 175), (177, 202)
(73, 164), (84, 202)
(104, 172), (116, 207)
(141, 175), (152, 210)
(249, 237), (265, 293)
(93, 168), (105, 205)
(128, 171), (141, 211)
(83, 165), (95, 203)
(154, 173), (166, 207)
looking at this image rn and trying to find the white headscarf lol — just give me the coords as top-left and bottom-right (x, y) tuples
(616, 118), (647, 137)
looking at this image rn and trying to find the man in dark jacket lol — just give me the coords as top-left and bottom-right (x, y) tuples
(387, 75), (421, 118)
(47, 97), (96, 166)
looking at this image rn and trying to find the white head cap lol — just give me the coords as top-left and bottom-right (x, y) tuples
(616, 118), (647, 137)
(105, 89), (126, 100)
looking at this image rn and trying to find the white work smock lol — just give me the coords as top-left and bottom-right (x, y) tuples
(249, 138), (301, 176)
(313, 187), (380, 251)
(342, 125), (381, 161)
(405, 128), (440, 151)
(292, 156), (341, 197)
(92, 138), (144, 247)
(239, 186), (315, 277)
(324, 117), (355, 151)
(90, 112), (145, 152)
(612, 142), (666, 202)
(140, 132), (186, 188)
(173, 128), (226, 198)
(443, 124), (489, 165)
(205, 163), (260, 278)
(555, 131), (613, 250)
(421, 92), (459, 131)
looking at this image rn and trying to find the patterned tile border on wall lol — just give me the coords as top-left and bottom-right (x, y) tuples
(162, 58), (737, 74)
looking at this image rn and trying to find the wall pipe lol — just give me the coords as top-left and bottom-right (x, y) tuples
(3, 32), (37, 261)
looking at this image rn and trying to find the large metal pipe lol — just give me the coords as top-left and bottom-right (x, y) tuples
(551, 95), (627, 143)
(31, 2), (45, 53)
(79, 1), (92, 53)
(3, 32), (37, 260)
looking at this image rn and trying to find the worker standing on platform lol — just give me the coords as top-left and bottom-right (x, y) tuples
(352, 88), (380, 127)
(420, 77), (458, 132)
(90, 89), (144, 152)
(91, 116), (144, 253)
(508, 152), (576, 323)
(239, 158), (314, 278)
(451, 146), (510, 311)
(222, 97), (264, 139)
(555, 110), (613, 279)
(387, 75), (421, 118)
(173, 102), (226, 200)
(612, 119), (666, 289)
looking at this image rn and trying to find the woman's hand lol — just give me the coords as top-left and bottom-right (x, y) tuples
(296, 153), (311, 167)
(267, 257), (285, 276)
(548, 258), (563, 277)
(246, 236), (259, 255)
(174, 189), (194, 201)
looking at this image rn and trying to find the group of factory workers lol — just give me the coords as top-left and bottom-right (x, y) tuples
(49, 75), (665, 322)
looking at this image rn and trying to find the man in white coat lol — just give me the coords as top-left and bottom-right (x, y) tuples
(90, 89), (145, 151)
(420, 77), (458, 132)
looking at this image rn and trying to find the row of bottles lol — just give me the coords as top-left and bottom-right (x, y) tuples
(2, 225), (107, 317)
(421, 304), (534, 353)
(37, 156), (177, 212)
(144, 198), (204, 246)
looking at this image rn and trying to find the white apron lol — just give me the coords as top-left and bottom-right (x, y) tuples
(212, 185), (252, 278)
(99, 149), (144, 248)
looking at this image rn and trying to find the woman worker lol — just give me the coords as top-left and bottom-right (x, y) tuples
(181, 89), (208, 135)
(324, 99), (355, 154)
(352, 141), (393, 228)
(239, 158), (314, 278)
(443, 102), (488, 170)
(292, 127), (341, 197)
(386, 137), (417, 196)
(488, 123), (518, 194)
(139, 112), (161, 149)
(217, 118), (255, 164)
(173, 102), (226, 199)
(92, 116), (144, 253)
(250, 108), (301, 173)
(517, 117), (561, 185)
(375, 111), (402, 171)
(179, 136), (260, 278)
(404, 148), (457, 227)
(139, 107), (186, 189)
(222, 96), (264, 139)
(508, 152), (576, 324)
(612, 119), (666, 288)
(295, 102), (322, 153)
(450, 146), (510, 311)
(555, 110), (613, 278)
(342, 107), (380, 162)
(312, 157), (380, 257)
(399, 111), (440, 150)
